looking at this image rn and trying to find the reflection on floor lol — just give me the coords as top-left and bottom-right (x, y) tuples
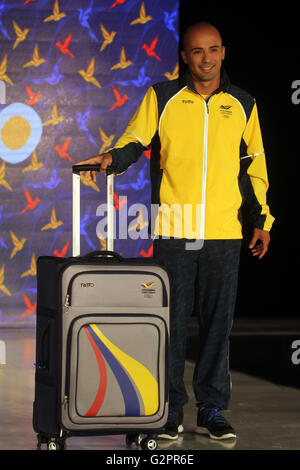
(1, 328), (300, 451)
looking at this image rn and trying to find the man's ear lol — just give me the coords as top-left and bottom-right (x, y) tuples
(221, 46), (226, 61)
(181, 49), (188, 64)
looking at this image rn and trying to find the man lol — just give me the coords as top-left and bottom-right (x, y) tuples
(75, 22), (274, 441)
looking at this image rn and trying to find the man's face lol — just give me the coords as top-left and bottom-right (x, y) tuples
(181, 26), (225, 84)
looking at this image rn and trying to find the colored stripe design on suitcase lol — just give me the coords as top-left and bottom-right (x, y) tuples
(80, 323), (159, 418)
(83, 326), (108, 417)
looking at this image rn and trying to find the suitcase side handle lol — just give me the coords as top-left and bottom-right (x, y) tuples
(72, 164), (114, 176)
(81, 250), (123, 261)
(35, 319), (50, 370)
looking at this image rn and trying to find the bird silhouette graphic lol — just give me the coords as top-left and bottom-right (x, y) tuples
(12, 21), (30, 49)
(25, 84), (42, 105)
(30, 58), (64, 85)
(111, 0), (126, 8)
(117, 60), (151, 87)
(22, 151), (44, 172)
(109, 85), (129, 111)
(54, 137), (73, 162)
(99, 24), (117, 52)
(163, 62), (179, 80)
(98, 127), (115, 154)
(40, 165), (63, 190)
(0, 3), (10, 40)
(142, 36), (161, 61)
(128, 210), (148, 232)
(20, 188), (40, 214)
(0, 54), (13, 85)
(56, 33), (75, 58)
(110, 46), (133, 70)
(0, 162), (12, 191)
(21, 252), (36, 277)
(77, 106), (97, 146)
(41, 207), (63, 231)
(0, 265), (11, 296)
(80, 171), (100, 192)
(117, 163), (149, 191)
(44, 0), (66, 22)
(78, 57), (101, 88)
(131, 164), (150, 190)
(79, 206), (98, 250)
(130, 2), (152, 25)
(20, 293), (37, 319)
(23, 43), (46, 68)
(140, 244), (153, 258)
(164, 8), (179, 41)
(53, 240), (70, 257)
(9, 231), (27, 259)
(78, 1), (98, 42)
(113, 192), (127, 211)
(97, 231), (107, 251)
(0, 210), (7, 251)
(43, 102), (65, 126)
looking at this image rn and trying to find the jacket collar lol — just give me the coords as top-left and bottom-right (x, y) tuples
(181, 67), (231, 95)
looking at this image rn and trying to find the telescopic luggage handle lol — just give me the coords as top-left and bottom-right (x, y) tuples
(72, 163), (114, 257)
(72, 164), (114, 175)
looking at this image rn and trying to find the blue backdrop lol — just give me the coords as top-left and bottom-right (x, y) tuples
(0, 0), (179, 326)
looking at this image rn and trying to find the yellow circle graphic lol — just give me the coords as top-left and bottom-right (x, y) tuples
(1, 116), (31, 150)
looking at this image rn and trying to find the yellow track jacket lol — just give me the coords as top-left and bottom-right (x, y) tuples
(109, 69), (275, 239)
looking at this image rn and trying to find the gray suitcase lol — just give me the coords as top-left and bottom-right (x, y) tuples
(33, 164), (170, 450)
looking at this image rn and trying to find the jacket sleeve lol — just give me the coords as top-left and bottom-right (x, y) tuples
(239, 101), (275, 231)
(108, 86), (159, 175)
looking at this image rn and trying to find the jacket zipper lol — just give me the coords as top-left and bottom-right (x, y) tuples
(200, 97), (210, 240)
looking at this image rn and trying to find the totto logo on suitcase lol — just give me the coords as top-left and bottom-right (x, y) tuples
(32, 164), (170, 450)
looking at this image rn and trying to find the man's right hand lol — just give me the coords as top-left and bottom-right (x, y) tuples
(74, 152), (113, 182)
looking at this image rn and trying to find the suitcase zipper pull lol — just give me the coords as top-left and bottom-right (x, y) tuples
(62, 395), (68, 408)
(64, 294), (70, 311)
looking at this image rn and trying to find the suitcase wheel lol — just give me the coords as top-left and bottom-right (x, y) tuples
(48, 441), (58, 450)
(126, 433), (157, 450)
(36, 433), (66, 450)
(141, 437), (158, 451)
(36, 433), (48, 449)
(125, 433), (143, 447)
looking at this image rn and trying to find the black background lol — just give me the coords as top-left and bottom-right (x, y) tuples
(180, 0), (299, 318)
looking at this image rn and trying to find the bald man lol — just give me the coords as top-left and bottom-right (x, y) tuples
(75, 22), (274, 441)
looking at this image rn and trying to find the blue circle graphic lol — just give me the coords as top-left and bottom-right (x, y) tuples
(0, 103), (43, 164)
